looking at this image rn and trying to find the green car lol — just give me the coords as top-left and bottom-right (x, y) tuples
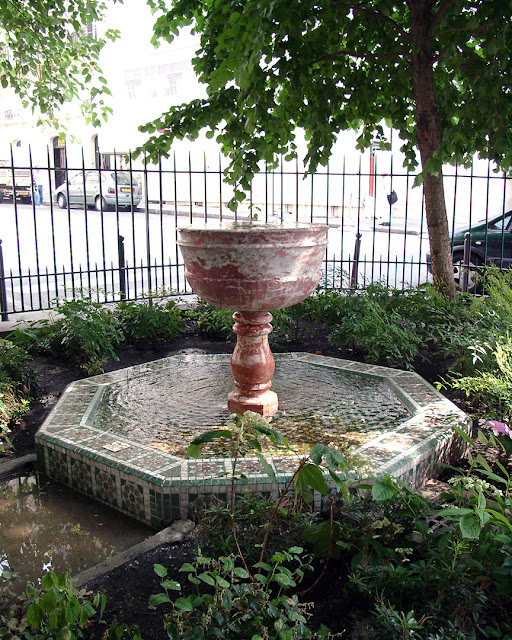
(450, 211), (512, 291)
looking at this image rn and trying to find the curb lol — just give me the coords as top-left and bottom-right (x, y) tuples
(0, 453), (37, 478)
(72, 519), (196, 589)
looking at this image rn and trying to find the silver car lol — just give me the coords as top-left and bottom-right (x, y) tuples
(55, 170), (142, 210)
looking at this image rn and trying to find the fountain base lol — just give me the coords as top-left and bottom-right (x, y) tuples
(227, 389), (279, 417)
(35, 353), (471, 528)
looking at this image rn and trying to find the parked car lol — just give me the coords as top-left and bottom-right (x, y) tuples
(55, 170), (141, 211)
(428, 210), (512, 292)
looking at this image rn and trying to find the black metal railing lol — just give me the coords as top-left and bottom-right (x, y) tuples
(0, 146), (510, 318)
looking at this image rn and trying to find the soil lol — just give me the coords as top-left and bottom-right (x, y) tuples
(0, 324), (460, 638)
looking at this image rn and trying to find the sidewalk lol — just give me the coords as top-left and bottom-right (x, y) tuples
(146, 203), (424, 235)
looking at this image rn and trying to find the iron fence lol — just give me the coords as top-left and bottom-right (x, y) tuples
(0, 147), (510, 318)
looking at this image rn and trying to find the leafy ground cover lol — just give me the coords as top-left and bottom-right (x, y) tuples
(1, 275), (512, 639)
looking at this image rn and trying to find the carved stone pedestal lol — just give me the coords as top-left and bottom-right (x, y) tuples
(227, 311), (278, 417)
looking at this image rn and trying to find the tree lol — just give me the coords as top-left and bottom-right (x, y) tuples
(140, 0), (512, 299)
(0, 0), (120, 129)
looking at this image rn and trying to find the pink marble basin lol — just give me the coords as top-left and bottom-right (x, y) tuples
(177, 222), (328, 311)
(177, 221), (328, 417)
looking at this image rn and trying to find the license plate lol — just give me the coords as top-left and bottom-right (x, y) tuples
(120, 187), (131, 193)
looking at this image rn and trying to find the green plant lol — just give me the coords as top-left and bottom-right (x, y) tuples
(324, 458), (512, 638)
(199, 491), (316, 568)
(190, 299), (297, 344)
(443, 337), (512, 421)
(150, 412), (352, 638)
(328, 296), (422, 369)
(352, 601), (426, 640)
(116, 299), (184, 344)
(190, 299), (236, 339)
(37, 294), (124, 374)
(0, 571), (107, 640)
(151, 550), (331, 640)
(0, 339), (34, 388)
(0, 381), (30, 451)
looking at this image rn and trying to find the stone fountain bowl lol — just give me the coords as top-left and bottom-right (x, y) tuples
(177, 222), (328, 311)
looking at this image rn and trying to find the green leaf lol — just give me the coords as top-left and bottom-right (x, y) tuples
(215, 576), (230, 589)
(256, 452), (277, 481)
(233, 567), (250, 579)
(288, 546), (303, 554)
(161, 579), (181, 591)
(48, 609), (60, 630)
(26, 603), (44, 628)
(198, 572), (215, 586)
(41, 573), (55, 589)
(183, 627), (204, 640)
(459, 514), (481, 539)
(294, 468), (313, 503)
(175, 597), (194, 612)
(371, 480), (396, 501)
(41, 588), (58, 613)
(65, 599), (80, 624)
(149, 593), (171, 606)
(452, 424), (475, 446)
(154, 564), (168, 578)
(186, 429), (233, 456)
(298, 463), (328, 495)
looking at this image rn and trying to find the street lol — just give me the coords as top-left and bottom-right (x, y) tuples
(0, 202), (432, 312)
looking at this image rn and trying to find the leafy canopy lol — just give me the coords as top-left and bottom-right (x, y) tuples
(141, 0), (512, 190)
(0, 0), (120, 128)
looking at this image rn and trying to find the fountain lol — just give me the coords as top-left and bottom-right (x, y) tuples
(177, 222), (328, 416)
(34, 221), (471, 528)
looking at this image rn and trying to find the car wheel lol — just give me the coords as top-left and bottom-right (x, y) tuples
(57, 193), (67, 209)
(453, 252), (482, 293)
(95, 196), (109, 211)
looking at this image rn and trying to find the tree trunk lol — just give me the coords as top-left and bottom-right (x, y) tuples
(409, 0), (457, 299)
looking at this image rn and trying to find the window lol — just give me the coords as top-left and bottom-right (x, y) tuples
(489, 214), (512, 231)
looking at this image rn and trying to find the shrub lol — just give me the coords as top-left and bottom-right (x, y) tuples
(189, 299), (296, 343)
(0, 339), (34, 389)
(0, 571), (107, 640)
(319, 472), (512, 639)
(443, 336), (512, 421)
(199, 492), (316, 567)
(116, 299), (185, 344)
(152, 550), (330, 640)
(18, 295), (125, 375)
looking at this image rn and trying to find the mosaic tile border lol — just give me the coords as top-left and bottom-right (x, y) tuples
(35, 353), (471, 527)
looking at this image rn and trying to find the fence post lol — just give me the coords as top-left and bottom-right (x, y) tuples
(350, 232), (362, 289)
(461, 231), (470, 293)
(0, 239), (8, 321)
(118, 235), (127, 300)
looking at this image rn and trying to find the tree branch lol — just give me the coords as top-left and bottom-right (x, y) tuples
(311, 48), (411, 66)
(429, 0), (458, 36)
(332, 0), (411, 43)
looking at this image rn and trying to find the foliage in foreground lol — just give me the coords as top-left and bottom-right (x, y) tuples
(0, 0), (118, 128)
(189, 299), (297, 343)
(9, 293), (186, 376)
(0, 339), (34, 451)
(150, 411), (350, 639)
(149, 412), (512, 639)
(0, 569), (143, 640)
